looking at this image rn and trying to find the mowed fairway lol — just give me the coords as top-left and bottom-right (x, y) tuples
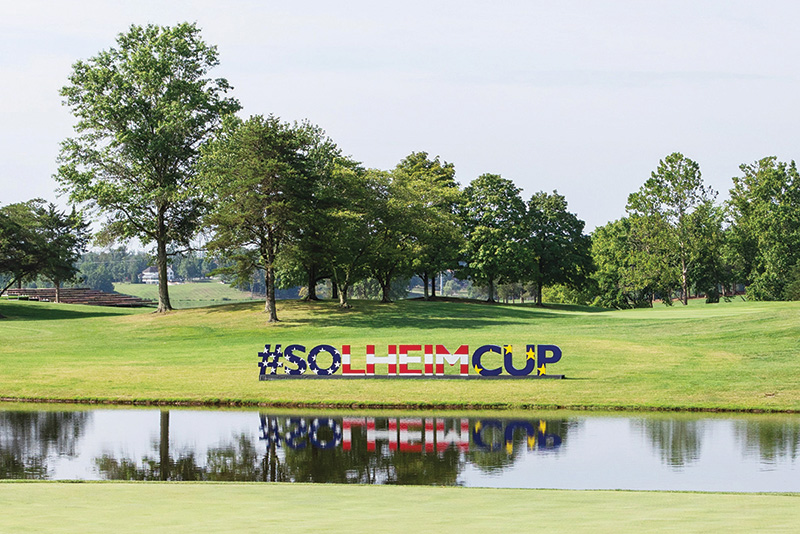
(1, 482), (798, 533)
(113, 282), (257, 308)
(0, 298), (798, 411)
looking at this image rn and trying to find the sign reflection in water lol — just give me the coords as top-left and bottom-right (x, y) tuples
(258, 415), (565, 484)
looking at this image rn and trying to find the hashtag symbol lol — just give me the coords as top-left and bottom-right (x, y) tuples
(258, 344), (283, 375)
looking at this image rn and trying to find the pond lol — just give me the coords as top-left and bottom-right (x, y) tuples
(1, 407), (798, 491)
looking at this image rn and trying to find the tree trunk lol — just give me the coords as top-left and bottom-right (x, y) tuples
(338, 283), (351, 308)
(268, 440), (277, 482)
(331, 280), (339, 300)
(380, 280), (391, 303)
(54, 279), (61, 304)
(536, 283), (544, 307)
(333, 269), (350, 308)
(376, 269), (393, 303)
(264, 264), (278, 322)
(159, 410), (170, 481)
(304, 265), (319, 301)
(156, 235), (172, 313)
(431, 275), (437, 298)
(487, 278), (495, 303)
(681, 256), (689, 305)
(422, 273), (429, 300)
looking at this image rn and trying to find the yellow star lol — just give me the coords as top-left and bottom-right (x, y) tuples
(526, 348), (535, 360)
(527, 435), (536, 450)
(538, 421), (547, 434)
(474, 364), (483, 374)
(506, 441), (513, 454)
(538, 365), (546, 375)
(475, 421), (482, 432)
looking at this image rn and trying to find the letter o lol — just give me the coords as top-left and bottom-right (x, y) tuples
(307, 344), (342, 375)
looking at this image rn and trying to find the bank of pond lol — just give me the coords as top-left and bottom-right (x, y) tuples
(0, 406), (798, 492)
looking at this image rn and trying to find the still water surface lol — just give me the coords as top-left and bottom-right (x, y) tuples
(1, 408), (798, 491)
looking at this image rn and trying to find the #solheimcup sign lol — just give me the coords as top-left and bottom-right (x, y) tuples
(259, 343), (565, 379)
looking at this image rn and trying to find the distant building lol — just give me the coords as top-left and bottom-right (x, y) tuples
(140, 266), (175, 284)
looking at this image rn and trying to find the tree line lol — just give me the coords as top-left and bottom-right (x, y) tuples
(2, 23), (799, 320)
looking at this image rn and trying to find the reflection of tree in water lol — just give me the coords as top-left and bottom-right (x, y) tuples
(96, 411), (204, 481)
(734, 418), (800, 463)
(467, 419), (571, 475)
(633, 418), (702, 468)
(96, 411), (280, 481)
(0, 410), (90, 479)
(277, 418), (462, 485)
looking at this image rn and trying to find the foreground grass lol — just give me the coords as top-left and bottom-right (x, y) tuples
(0, 482), (798, 533)
(1, 298), (799, 411)
(114, 281), (256, 308)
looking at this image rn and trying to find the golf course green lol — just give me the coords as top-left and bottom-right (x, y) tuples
(0, 297), (798, 411)
(2, 297), (799, 532)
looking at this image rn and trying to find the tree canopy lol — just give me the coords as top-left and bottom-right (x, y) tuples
(460, 174), (527, 302)
(56, 22), (240, 312)
(198, 114), (315, 322)
(626, 152), (718, 305)
(727, 157), (800, 300)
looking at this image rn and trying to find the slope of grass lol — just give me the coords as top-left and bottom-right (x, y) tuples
(1, 297), (799, 410)
(113, 281), (256, 308)
(1, 482), (798, 533)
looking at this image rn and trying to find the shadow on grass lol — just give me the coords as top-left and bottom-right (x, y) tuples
(0, 301), (131, 321)
(215, 298), (606, 330)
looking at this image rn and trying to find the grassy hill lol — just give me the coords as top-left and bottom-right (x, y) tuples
(0, 297), (798, 411)
(114, 281), (257, 308)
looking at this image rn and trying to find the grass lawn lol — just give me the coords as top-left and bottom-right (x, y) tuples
(0, 297), (799, 411)
(1, 482), (798, 533)
(113, 281), (257, 308)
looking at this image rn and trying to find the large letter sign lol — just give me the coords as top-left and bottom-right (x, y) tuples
(259, 343), (564, 379)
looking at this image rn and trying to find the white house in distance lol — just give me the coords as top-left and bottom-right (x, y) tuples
(140, 266), (175, 284)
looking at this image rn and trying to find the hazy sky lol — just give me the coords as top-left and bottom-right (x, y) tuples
(3, 0), (800, 230)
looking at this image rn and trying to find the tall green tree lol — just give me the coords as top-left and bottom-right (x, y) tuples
(367, 170), (414, 303)
(393, 152), (463, 299)
(591, 217), (672, 309)
(0, 200), (89, 305)
(727, 157), (800, 300)
(279, 129), (357, 301)
(626, 153), (718, 305)
(198, 115), (313, 322)
(56, 23), (240, 313)
(34, 203), (90, 303)
(325, 167), (393, 308)
(460, 174), (527, 302)
(524, 191), (593, 305)
(0, 203), (40, 296)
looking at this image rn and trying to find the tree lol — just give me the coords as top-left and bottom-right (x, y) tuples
(0, 204), (40, 297)
(367, 170), (419, 303)
(524, 191), (593, 305)
(0, 200), (88, 302)
(198, 115), (313, 322)
(327, 167), (385, 308)
(591, 218), (660, 309)
(460, 174), (527, 302)
(626, 153), (717, 305)
(279, 128), (357, 301)
(56, 23), (240, 313)
(727, 157), (800, 300)
(393, 152), (462, 299)
(33, 203), (90, 303)
(685, 202), (728, 302)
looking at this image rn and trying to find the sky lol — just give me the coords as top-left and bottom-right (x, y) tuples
(2, 0), (800, 231)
